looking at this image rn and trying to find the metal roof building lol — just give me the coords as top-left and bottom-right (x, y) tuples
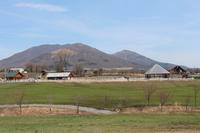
(5, 71), (24, 80)
(145, 64), (170, 78)
(46, 72), (71, 80)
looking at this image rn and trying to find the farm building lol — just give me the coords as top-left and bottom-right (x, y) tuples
(5, 71), (24, 80)
(145, 64), (170, 79)
(10, 68), (25, 73)
(169, 66), (189, 78)
(170, 66), (186, 74)
(46, 72), (72, 80)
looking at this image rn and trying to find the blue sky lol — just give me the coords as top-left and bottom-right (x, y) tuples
(0, 0), (200, 67)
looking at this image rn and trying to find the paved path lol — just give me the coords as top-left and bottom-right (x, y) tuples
(0, 104), (116, 115)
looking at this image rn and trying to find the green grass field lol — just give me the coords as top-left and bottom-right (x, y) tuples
(0, 113), (199, 133)
(0, 80), (200, 109)
(0, 81), (200, 133)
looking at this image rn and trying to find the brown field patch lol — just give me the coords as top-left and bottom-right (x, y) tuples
(121, 106), (200, 113)
(0, 106), (91, 116)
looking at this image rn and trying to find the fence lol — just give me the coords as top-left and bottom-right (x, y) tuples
(0, 79), (36, 84)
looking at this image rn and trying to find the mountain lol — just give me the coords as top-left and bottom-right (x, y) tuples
(0, 43), (139, 69)
(113, 50), (175, 70)
(0, 44), (62, 68)
(0, 43), (176, 70)
(28, 43), (138, 69)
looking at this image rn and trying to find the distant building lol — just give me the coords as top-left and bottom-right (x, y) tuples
(145, 64), (170, 78)
(169, 66), (189, 78)
(170, 66), (186, 74)
(83, 67), (138, 77)
(10, 68), (25, 73)
(46, 72), (72, 80)
(5, 71), (24, 80)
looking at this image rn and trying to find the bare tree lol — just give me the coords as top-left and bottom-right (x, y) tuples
(193, 88), (199, 107)
(15, 91), (25, 115)
(47, 95), (53, 113)
(74, 96), (82, 114)
(159, 91), (170, 112)
(52, 48), (76, 72)
(115, 97), (127, 112)
(184, 96), (191, 112)
(73, 64), (84, 77)
(103, 95), (109, 108)
(25, 63), (34, 72)
(93, 68), (103, 76)
(25, 63), (47, 73)
(144, 84), (157, 106)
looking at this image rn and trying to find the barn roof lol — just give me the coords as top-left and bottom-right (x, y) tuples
(6, 71), (17, 78)
(170, 66), (186, 73)
(46, 72), (70, 78)
(145, 64), (170, 75)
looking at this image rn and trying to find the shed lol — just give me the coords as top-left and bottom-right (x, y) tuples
(145, 64), (170, 79)
(46, 72), (72, 80)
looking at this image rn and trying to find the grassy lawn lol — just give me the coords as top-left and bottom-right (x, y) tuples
(0, 113), (199, 133)
(0, 80), (200, 109)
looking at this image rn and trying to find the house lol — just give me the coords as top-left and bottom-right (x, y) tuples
(170, 66), (186, 74)
(170, 66), (189, 78)
(145, 64), (170, 79)
(5, 71), (24, 80)
(46, 72), (72, 80)
(10, 68), (25, 73)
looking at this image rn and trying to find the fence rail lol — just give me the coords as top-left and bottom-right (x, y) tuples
(0, 77), (194, 84)
(0, 79), (36, 84)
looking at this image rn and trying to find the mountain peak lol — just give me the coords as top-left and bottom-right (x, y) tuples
(113, 49), (175, 70)
(0, 43), (176, 70)
(115, 50), (140, 56)
(66, 43), (88, 47)
(119, 49), (133, 53)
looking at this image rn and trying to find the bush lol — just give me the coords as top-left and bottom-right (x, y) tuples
(194, 76), (200, 80)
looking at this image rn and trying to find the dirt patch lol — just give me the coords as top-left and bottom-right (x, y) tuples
(0, 106), (91, 116)
(121, 106), (200, 114)
(0, 105), (199, 116)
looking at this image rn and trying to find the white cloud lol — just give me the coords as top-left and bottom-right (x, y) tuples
(15, 3), (67, 12)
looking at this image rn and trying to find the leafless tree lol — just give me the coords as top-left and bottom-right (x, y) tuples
(15, 91), (25, 115)
(73, 64), (84, 77)
(74, 96), (82, 114)
(193, 88), (199, 107)
(47, 95), (53, 113)
(115, 97), (127, 112)
(25, 63), (47, 73)
(93, 68), (103, 76)
(184, 96), (191, 112)
(144, 84), (157, 106)
(103, 95), (109, 108)
(52, 48), (76, 72)
(159, 91), (170, 112)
